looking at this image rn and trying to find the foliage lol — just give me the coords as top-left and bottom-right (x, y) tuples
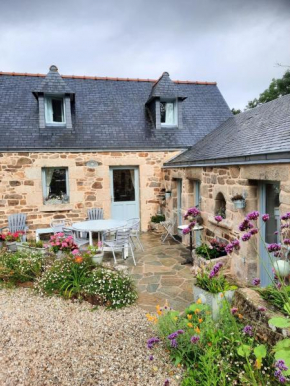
(0, 249), (46, 284)
(195, 243), (222, 260)
(25, 240), (45, 249)
(246, 70), (290, 109)
(150, 214), (165, 223)
(84, 267), (138, 309)
(257, 285), (290, 315)
(195, 264), (236, 294)
(36, 255), (137, 309)
(231, 194), (245, 201)
(231, 107), (241, 115)
(148, 301), (279, 385)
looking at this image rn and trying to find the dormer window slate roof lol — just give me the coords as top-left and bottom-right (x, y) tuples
(32, 65), (74, 129)
(147, 71), (187, 103)
(0, 68), (232, 151)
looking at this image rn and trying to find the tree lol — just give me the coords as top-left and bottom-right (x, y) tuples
(246, 70), (290, 110)
(231, 108), (241, 115)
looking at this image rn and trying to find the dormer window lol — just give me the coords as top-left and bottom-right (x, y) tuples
(45, 96), (66, 125)
(160, 101), (177, 126)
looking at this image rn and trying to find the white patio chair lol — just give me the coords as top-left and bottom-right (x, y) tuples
(62, 227), (89, 249)
(0, 213), (29, 241)
(126, 218), (144, 251)
(50, 219), (71, 234)
(102, 227), (136, 266)
(160, 215), (179, 243)
(87, 208), (104, 220)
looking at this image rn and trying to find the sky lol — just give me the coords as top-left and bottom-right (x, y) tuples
(0, 0), (289, 110)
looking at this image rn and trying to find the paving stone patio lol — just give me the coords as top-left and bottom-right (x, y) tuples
(104, 232), (194, 312)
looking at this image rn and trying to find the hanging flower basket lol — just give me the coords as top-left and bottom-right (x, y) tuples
(165, 191), (172, 199)
(233, 199), (246, 209)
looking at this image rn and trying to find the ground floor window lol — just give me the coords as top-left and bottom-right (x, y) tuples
(42, 167), (69, 204)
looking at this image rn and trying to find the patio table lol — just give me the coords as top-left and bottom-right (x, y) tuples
(72, 219), (127, 255)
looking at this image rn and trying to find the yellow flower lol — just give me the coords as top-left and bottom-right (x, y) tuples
(194, 326), (201, 334)
(187, 314), (192, 320)
(196, 298), (202, 304)
(173, 316), (178, 322)
(187, 323), (193, 328)
(198, 318), (203, 323)
(156, 305), (162, 316)
(194, 308), (200, 314)
(146, 313), (158, 323)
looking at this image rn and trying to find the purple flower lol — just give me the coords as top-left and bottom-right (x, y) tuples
(250, 228), (258, 235)
(262, 214), (270, 222)
(147, 337), (160, 349)
(276, 282), (282, 290)
(167, 332), (178, 340)
(281, 212), (290, 220)
(242, 232), (252, 242)
(214, 215), (223, 223)
(189, 221), (196, 229)
(274, 251), (283, 258)
(190, 335), (200, 344)
(239, 219), (251, 231)
(252, 278), (260, 286)
(284, 239), (290, 245)
(225, 243), (234, 254)
(164, 380), (170, 386)
(177, 329), (185, 335)
(279, 375), (287, 384)
(276, 360), (289, 371)
(243, 325), (253, 336)
(171, 339), (178, 348)
(231, 239), (241, 250)
(258, 306), (266, 312)
(182, 227), (191, 235)
(231, 307), (238, 315)
(184, 207), (200, 219)
(225, 239), (240, 254)
(182, 228), (191, 235)
(247, 211), (260, 221)
(149, 355), (154, 361)
(209, 262), (223, 278)
(268, 243), (281, 253)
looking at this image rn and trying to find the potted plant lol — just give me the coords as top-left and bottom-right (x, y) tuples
(193, 263), (237, 320)
(47, 233), (79, 257)
(0, 234), (5, 249)
(17, 240), (48, 255)
(4, 231), (23, 252)
(86, 243), (104, 265)
(194, 239), (230, 268)
(165, 191), (172, 199)
(231, 194), (246, 209)
(149, 214), (166, 233)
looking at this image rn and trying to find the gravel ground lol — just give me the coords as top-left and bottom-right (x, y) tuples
(0, 288), (182, 386)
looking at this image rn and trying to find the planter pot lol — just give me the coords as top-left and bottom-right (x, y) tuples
(0, 241), (3, 249)
(149, 222), (164, 234)
(6, 241), (17, 252)
(193, 251), (231, 270)
(16, 243), (47, 256)
(273, 260), (290, 277)
(92, 252), (104, 265)
(165, 192), (171, 199)
(233, 199), (246, 209)
(193, 285), (235, 320)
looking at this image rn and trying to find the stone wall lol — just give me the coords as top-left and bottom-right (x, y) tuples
(163, 163), (290, 284)
(0, 151), (179, 234)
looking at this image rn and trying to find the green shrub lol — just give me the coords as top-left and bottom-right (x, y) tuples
(84, 267), (138, 309)
(0, 249), (45, 284)
(195, 264), (236, 294)
(257, 285), (290, 314)
(151, 214), (165, 223)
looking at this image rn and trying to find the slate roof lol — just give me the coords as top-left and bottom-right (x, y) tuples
(33, 65), (74, 98)
(147, 71), (186, 102)
(0, 68), (232, 151)
(165, 94), (290, 167)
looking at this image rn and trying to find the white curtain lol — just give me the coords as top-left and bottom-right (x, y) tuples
(165, 103), (174, 124)
(45, 168), (55, 198)
(129, 169), (135, 190)
(45, 98), (53, 123)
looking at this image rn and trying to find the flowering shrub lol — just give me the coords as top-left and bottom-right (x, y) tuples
(0, 249), (46, 284)
(146, 301), (279, 385)
(47, 233), (79, 254)
(182, 207), (201, 235)
(195, 263), (237, 293)
(195, 239), (227, 260)
(83, 267), (138, 309)
(4, 231), (23, 242)
(36, 255), (137, 309)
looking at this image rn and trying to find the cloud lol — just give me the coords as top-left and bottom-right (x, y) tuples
(0, 0), (289, 109)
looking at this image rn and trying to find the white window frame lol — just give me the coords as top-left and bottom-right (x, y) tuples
(44, 95), (66, 125)
(160, 99), (178, 128)
(42, 167), (69, 204)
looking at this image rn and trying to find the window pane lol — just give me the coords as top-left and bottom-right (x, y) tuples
(52, 99), (64, 122)
(113, 169), (135, 202)
(160, 102), (166, 123)
(160, 102), (175, 125)
(44, 168), (68, 204)
(265, 182), (280, 244)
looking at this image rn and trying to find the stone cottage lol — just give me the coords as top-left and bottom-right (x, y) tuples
(163, 94), (290, 286)
(0, 65), (231, 233)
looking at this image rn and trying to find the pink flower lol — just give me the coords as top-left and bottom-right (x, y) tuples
(98, 241), (103, 247)
(214, 215), (223, 223)
(182, 227), (191, 235)
(72, 249), (80, 255)
(262, 214), (270, 222)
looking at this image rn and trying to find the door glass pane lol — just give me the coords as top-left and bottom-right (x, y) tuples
(113, 169), (135, 202)
(265, 182), (280, 244)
